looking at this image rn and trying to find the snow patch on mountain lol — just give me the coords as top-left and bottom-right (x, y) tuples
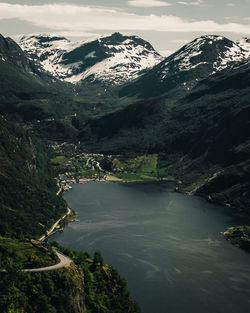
(213, 42), (249, 73)
(20, 34), (86, 80)
(236, 37), (250, 58)
(79, 38), (162, 85)
(159, 35), (249, 80)
(85, 51), (96, 59)
(20, 32), (163, 86)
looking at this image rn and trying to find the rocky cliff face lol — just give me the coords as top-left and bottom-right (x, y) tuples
(65, 264), (86, 313)
(0, 34), (34, 73)
(0, 33), (69, 91)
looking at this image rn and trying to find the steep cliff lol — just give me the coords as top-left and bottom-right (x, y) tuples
(0, 116), (68, 238)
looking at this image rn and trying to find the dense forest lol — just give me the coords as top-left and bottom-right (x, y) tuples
(0, 116), (67, 238)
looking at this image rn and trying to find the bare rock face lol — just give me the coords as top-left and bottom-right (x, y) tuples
(66, 264), (87, 313)
(0, 34), (34, 73)
(0, 33), (63, 87)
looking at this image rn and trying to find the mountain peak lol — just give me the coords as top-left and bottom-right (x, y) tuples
(21, 33), (69, 42)
(20, 33), (73, 52)
(239, 37), (250, 43)
(163, 34), (248, 73)
(177, 34), (237, 54)
(237, 37), (250, 57)
(20, 32), (163, 86)
(107, 32), (125, 39)
(120, 35), (250, 99)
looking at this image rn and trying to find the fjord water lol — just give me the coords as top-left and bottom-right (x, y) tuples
(51, 182), (250, 313)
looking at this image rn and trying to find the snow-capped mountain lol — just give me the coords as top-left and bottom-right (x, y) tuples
(20, 32), (163, 86)
(237, 37), (250, 58)
(120, 35), (250, 99)
(0, 33), (60, 86)
(160, 35), (249, 77)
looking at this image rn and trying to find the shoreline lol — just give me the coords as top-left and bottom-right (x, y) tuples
(53, 171), (250, 253)
(105, 174), (176, 184)
(39, 206), (74, 242)
(223, 226), (250, 252)
(43, 175), (176, 241)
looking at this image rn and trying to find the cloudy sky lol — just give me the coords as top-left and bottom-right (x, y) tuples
(0, 0), (249, 56)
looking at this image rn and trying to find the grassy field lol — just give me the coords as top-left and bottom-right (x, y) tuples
(112, 154), (160, 181)
(50, 155), (69, 165)
(50, 152), (174, 182)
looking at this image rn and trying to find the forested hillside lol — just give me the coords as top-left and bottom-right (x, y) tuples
(0, 116), (67, 238)
(0, 238), (141, 313)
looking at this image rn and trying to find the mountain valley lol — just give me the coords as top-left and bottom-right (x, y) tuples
(0, 30), (250, 312)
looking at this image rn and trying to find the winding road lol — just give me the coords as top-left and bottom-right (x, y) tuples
(28, 189), (74, 271)
(39, 207), (71, 242)
(23, 251), (72, 272)
(1, 189), (73, 274)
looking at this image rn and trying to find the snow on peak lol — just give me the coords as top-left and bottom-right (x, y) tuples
(19, 34), (87, 79)
(20, 32), (163, 85)
(236, 37), (250, 58)
(159, 35), (249, 80)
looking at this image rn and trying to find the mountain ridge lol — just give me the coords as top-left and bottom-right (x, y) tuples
(120, 35), (250, 99)
(20, 32), (163, 87)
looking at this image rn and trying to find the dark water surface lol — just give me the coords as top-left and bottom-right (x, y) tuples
(50, 182), (250, 313)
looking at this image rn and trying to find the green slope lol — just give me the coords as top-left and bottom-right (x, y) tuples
(0, 59), (44, 95)
(0, 116), (67, 238)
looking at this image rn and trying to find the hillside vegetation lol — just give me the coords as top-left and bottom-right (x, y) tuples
(0, 239), (141, 313)
(0, 237), (57, 269)
(0, 116), (67, 238)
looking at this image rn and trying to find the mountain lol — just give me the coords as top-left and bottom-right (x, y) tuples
(79, 58), (250, 215)
(0, 34), (48, 98)
(0, 33), (37, 75)
(0, 33), (94, 126)
(19, 32), (162, 88)
(237, 37), (250, 54)
(120, 35), (250, 99)
(0, 30), (250, 312)
(0, 33), (76, 110)
(0, 33), (62, 88)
